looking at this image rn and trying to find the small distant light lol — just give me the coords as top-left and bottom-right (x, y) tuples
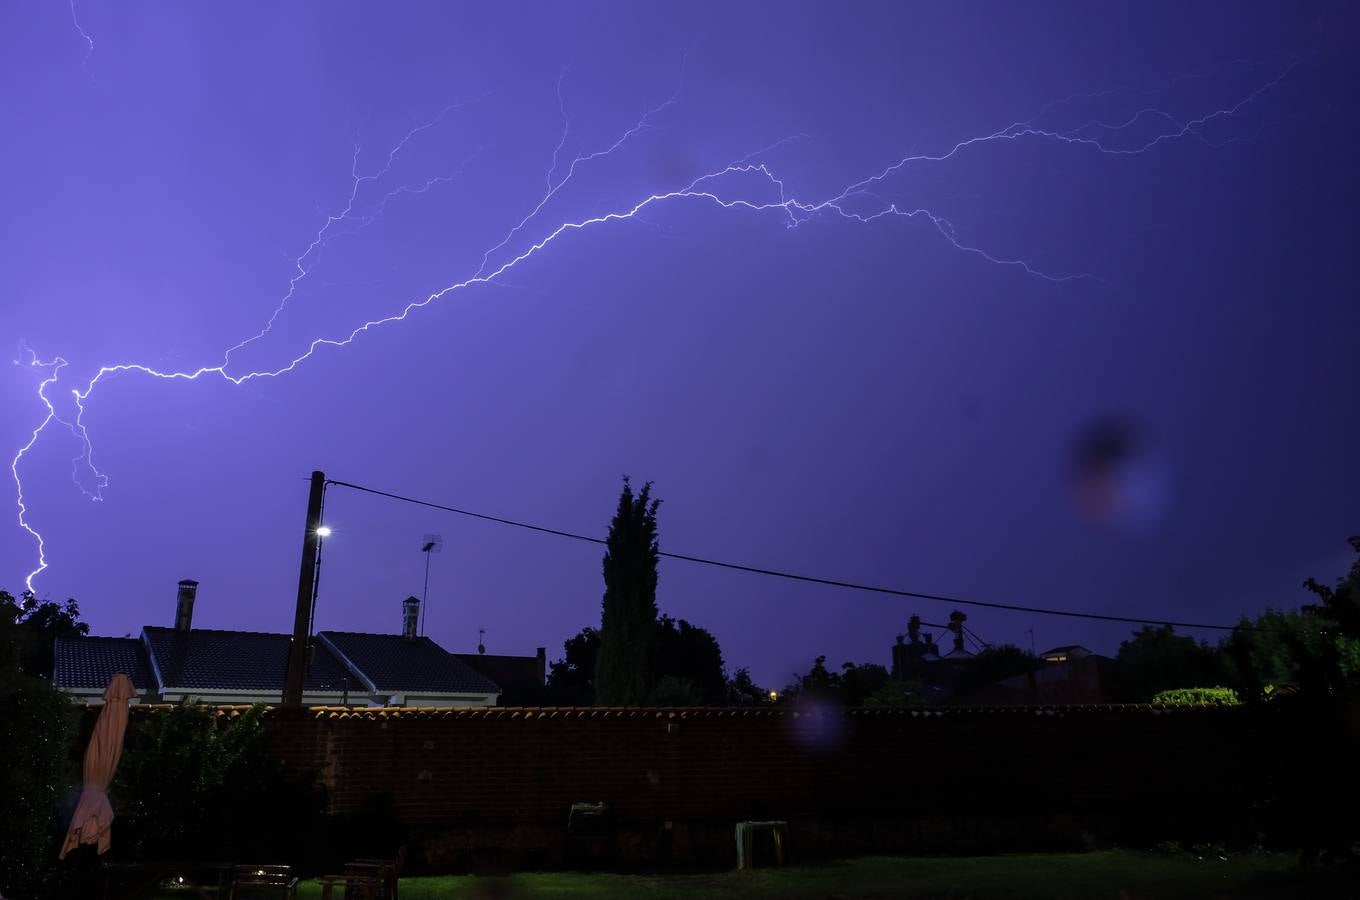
(176, 876), (184, 884)
(315, 526), (332, 538)
(768, 691), (778, 701)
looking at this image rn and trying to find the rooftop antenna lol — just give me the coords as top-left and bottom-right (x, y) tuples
(420, 534), (442, 636)
(478, 628), (486, 655)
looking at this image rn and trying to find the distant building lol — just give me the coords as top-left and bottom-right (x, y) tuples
(455, 648), (547, 705)
(890, 614), (1113, 705)
(1037, 644), (1094, 664)
(998, 647), (1112, 704)
(53, 580), (541, 707)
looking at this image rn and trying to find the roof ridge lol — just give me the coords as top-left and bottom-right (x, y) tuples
(144, 625), (292, 637)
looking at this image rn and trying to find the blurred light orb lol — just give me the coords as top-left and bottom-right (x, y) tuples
(1070, 416), (1168, 530)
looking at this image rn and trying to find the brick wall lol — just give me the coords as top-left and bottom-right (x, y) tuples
(115, 702), (1326, 866)
(264, 705), (1268, 827)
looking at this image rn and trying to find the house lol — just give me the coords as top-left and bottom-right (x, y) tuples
(1037, 644), (1094, 664)
(993, 645), (1113, 704)
(53, 580), (537, 707)
(455, 647), (548, 706)
(889, 614), (1114, 705)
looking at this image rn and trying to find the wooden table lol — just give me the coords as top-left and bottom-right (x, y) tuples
(735, 820), (788, 870)
(101, 861), (235, 900)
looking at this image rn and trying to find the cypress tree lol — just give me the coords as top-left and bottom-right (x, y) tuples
(594, 477), (661, 705)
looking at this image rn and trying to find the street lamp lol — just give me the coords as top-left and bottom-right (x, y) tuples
(307, 524), (331, 644)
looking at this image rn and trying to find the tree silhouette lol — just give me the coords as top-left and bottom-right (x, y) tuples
(654, 614), (726, 704)
(1224, 538), (1360, 702)
(1, 589), (88, 682)
(545, 626), (600, 706)
(594, 478), (661, 706)
(1110, 625), (1227, 702)
(725, 667), (771, 706)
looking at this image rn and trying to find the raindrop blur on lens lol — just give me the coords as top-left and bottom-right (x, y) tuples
(1070, 417), (1168, 530)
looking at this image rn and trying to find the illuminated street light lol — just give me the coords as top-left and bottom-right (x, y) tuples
(315, 525), (332, 538)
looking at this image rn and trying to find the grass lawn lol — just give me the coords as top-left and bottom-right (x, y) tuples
(292, 852), (1354, 899)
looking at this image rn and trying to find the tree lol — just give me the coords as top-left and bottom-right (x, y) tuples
(781, 655), (840, 706)
(594, 478), (661, 706)
(1299, 535), (1360, 695)
(1230, 538), (1360, 863)
(648, 675), (704, 706)
(780, 657), (898, 707)
(1225, 538), (1360, 703)
(544, 626), (600, 705)
(862, 678), (924, 707)
(1, 590), (89, 681)
(725, 667), (772, 706)
(838, 662), (892, 707)
(547, 627), (599, 688)
(1110, 625), (1228, 702)
(653, 614), (726, 704)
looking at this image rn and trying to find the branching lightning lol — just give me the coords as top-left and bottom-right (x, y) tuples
(68, 0), (95, 78)
(10, 58), (1303, 591)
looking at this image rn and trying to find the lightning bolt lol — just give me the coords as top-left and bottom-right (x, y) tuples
(11, 350), (74, 590)
(10, 56), (1304, 592)
(69, 0), (94, 78)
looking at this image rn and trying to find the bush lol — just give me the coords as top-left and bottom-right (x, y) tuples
(112, 703), (322, 864)
(1152, 686), (1240, 706)
(0, 676), (81, 900)
(647, 674), (703, 706)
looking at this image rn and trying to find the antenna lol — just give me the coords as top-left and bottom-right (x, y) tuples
(420, 534), (443, 636)
(478, 627), (486, 655)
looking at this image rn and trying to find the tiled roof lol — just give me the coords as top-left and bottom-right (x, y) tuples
(52, 636), (153, 693)
(454, 653), (543, 691)
(142, 627), (358, 694)
(119, 702), (1255, 722)
(298, 703), (1252, 721)
(321, 631), (500, 695)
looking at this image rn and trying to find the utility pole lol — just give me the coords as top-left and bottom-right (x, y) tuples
(420, 534), (442, 636)
(284, 470), (326, 707)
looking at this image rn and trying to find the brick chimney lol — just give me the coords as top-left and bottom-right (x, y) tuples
(402, 596), (420, 640)
(174, 579), (199, 632)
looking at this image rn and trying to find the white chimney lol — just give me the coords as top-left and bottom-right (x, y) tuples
(402, 596), (420, 640)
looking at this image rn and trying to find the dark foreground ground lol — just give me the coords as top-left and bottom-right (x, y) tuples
(284, 852), (1355, 899)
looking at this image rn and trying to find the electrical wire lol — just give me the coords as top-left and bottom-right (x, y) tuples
(324, 478), (1249, 632)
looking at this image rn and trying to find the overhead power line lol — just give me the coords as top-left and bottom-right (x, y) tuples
(324, 478), (1247, 632)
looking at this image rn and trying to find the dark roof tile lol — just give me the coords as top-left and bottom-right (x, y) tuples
(142, 627), (357, 694)
(321, 631), (500, 695)
(52, 636), (153, 693)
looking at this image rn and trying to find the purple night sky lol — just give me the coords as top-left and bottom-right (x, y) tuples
(3, 2), (1356, 689)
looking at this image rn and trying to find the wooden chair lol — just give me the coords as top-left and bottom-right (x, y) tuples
(317, 874), (385, 900)
(228, 864), (299, 900)
(343, 861), (397, 900)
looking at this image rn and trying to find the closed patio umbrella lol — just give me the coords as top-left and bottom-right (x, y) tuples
(59, 672), (136, 859)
